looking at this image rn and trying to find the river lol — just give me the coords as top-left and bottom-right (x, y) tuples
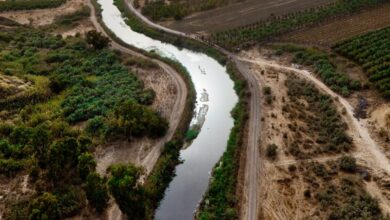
(97, 1), (238, 219)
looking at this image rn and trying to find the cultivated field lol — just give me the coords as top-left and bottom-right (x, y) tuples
(278, 3), (390, 46)
(163, 0), (336, 34)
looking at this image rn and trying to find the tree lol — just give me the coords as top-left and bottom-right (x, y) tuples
(29, 193), (60, 220)
(85, 30), (110, 50)
(108, 164), (146, 219)
(77, 152), (96, 180)
(85, 172), (109, 213)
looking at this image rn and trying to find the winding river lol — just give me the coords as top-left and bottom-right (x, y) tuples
(97, 1), (238, 219)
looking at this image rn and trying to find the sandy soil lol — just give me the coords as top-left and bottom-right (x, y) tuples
(278, 3), (390, 46)
(162, 0), (336, 34)
(0, 0), (86, 26)
(238, 48), (390, 218)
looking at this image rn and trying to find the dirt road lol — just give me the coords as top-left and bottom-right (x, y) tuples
(239, 56), (390, 175)
(232, 57), (261, 220)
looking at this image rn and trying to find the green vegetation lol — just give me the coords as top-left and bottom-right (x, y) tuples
(333, 27), (390, 98)
(0, 0), (66, 11)
(108, 164), (146, 219)
(276, 45), (361, 96)
(141, 0), (240, 21)
(284, 75), (353, 158)
(211, 0), (386, 50)
(0, 28), (166, 219)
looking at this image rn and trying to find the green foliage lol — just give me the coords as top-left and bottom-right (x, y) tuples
(85, 30), (110, 50)
(266, 144), (278, 160)
(0, 0), (66, 11)
(77, 152), (96, 180)
(0, 27), (166, 219)
(85, 172), (109, 213)
(339, 155), (357, 173)
(333, 27), (390, 98)
(29, 192), (61, 220)
(278, 45), (361, 96)
(108, 164), (146, 219)
(211, 0), (387, 49)
(185, 128), (199, 141)
(104, 101), (168, 140)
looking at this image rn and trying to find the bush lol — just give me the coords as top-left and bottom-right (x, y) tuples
(85, 172), (109, 213)
(266, 144), (278, 160)
(339, 156), (357, 172)
(85, 30), (110, 50)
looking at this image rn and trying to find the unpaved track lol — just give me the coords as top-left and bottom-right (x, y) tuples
(124, 0), (262, 218)
(88, 0), (187, 174)
(232, 58), (261, 220)
(239, 56), (390, 175)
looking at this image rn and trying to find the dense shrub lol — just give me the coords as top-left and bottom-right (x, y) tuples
(84, 172), (109, 213)
(108, 164), (146, 219)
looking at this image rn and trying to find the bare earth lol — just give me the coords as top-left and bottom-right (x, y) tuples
(162, 0), (336, 34)
(0, 0), (86, 26)
(278, 3), (390, 46)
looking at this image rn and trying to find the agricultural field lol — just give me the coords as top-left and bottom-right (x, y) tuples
(278, 2), (390, 46)
(163, 0), (335, 34)
(209, 0), (386, 50)
(333, 27), (390, 98)
(137, 0), (242, 21)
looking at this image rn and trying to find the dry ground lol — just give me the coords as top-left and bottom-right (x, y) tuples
(162, 0), (336, 34)
(0, 0), (86, 26)
(277, 3), (390, 47)
(239, 48), (390, 219)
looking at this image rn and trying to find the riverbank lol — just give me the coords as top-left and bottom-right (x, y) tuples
(89, 0), (199, 219)
(109, 0), (251, 218)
